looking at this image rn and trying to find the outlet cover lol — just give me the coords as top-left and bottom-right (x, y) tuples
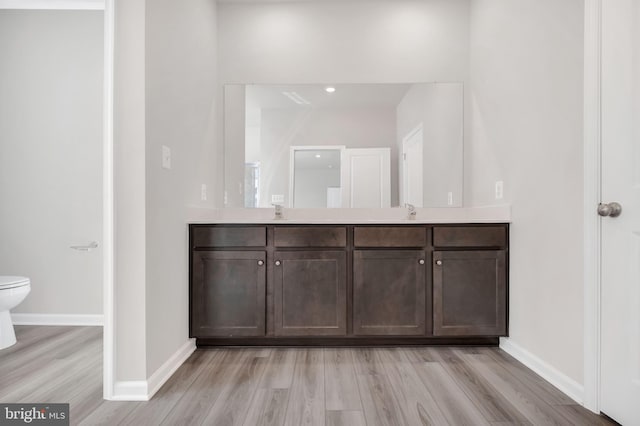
(271, 194), (285, 204)
(201, 184), (207, 201)
(162, 145), (171, 169)
(495, 181), (504, 200)
(447, 192), (454, 206)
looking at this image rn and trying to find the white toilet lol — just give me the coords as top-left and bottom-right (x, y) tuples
(0, 276), (31, 350)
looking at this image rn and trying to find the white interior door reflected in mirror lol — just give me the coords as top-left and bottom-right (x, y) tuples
(342, 148), (391, 208)
(289, 146), (344, 208)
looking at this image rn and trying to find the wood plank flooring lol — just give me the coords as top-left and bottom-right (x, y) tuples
(0, 326), (614, 425)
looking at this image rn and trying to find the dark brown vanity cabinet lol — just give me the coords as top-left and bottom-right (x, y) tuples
(190, 223), (509, 345)
(274, 250), (347, 336)
(190, 226), (267, 337)
(191, 250), (266, 337)
(352, 226), (428, 336)
(432, 226), (508, 336)
(272, 226), (348, 336)
(353, 250), (426, 335)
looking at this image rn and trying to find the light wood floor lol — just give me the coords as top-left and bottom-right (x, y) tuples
(0, 326), (614, 426)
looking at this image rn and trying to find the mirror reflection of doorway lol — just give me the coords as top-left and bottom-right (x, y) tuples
(244, 162), (260, 208)
(290, 147), (343, 208)
(402, 124), (424, 207)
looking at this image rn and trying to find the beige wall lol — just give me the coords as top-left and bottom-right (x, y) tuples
(467, 0), (585, 384)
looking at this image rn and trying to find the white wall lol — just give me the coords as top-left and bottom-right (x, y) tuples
(112, 0), (218, 386)
(468, 0), (585, 384)
(223, 84), (246, 208)
(0, 11), (103, 316)
(397, 83), (464, 207)
(114, 0), (148, 381)
(217, 0), (471, 205)
(218, 0), (470, 84)
(145, 0), (218, 376)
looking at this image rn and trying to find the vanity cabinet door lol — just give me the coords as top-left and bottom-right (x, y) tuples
(433, 250), (507, 336)
(353, 250), (426, 335)
(273, 251), (347, 336)
(191, 251), (266, 337)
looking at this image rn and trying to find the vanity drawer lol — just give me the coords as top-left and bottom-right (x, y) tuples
(354, 226), (427, 247)
(274, 226), (347, 247)
(192, 226), (267, 248)
(433, 226), (507, 248)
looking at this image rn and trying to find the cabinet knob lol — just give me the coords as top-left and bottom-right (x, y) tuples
(275, 260), (281, 266)
(419, 259), (425, 265)
(436, 260), (443, 266)
(257, 260), (264, 266)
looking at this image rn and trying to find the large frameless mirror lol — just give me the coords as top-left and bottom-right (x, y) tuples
(224, 82), (464, 208)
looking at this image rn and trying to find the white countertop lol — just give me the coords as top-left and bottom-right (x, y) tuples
(187, 206), (511, 224)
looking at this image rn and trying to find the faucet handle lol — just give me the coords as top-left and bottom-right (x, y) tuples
(405, 203), (416, 220)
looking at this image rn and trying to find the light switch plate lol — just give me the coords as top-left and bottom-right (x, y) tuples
(447, 192), (454, 206)
(162, 145), (171, 169)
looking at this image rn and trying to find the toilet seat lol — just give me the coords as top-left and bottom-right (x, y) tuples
(0, 276), (30, 290)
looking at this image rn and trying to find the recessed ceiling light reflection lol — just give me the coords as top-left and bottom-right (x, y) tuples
(325, 86), (336, 93)
(282, 91), (311, 105)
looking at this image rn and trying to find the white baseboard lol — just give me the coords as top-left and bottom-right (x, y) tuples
(11, 313), (104, 326)
(147, 339), (196, 399)
(499, 337), (584, 405)
(109, 339), (196, 401)
(111, 381), (148, 401)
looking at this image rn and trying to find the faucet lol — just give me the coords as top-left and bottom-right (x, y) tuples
(273, 204), (284, 220)
(405, 203), (416, 220)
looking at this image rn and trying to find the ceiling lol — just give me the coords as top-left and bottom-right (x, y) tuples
(294, 149), (342, 170)
(218, 0), (378, 3)
(246, 83), (412, 110)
